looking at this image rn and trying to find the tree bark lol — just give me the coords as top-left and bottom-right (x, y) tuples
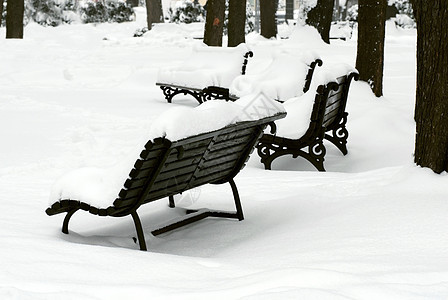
(285, 0), (294, 21)
(6, 0), (24, 38)
(145, 0), (163, 30)
(411, 0), (448, 173)
(0, 0), (4, 26)
(306, 0), (334, 43)
(204, 0), (225, 46)
(260, 0), (277, 39)
(355, 0), (386, 97)
(227, 0), (246, 47)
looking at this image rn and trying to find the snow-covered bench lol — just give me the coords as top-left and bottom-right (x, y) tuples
(46, 95), (285, 251)
(256, 68), (358, 171)
(227, 52), (323, 102)
(156, 44), (253, 104)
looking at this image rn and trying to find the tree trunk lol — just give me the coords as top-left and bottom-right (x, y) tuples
(227, 0), (246, 47)
(334, 0), (340, 21)
(6, 0), (23, 38)
(306, 0), (334, 43)
(355, 0), (386, 97)
(145, 0), (163, 30)
(0, 0), (4, 26)
(204, 0), (225, 46)
(260, 0), (277, 39)
(411, 0), (448, 173)
(285, 0), (294, 21)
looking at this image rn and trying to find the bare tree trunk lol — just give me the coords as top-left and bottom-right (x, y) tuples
(260, 0), (277, 39)
(145, 0), (163, 30)
(355, 0), (386, 97)
(306, 0), (334, 43)
(204, 0), (225, 46)
(334, 0), (340, 20)
(0, 0), (4, 26)
(411, 0), (448, 173)
(6, 0), (24, 38)
(285, 0), (294, 21)
(227, 0), (246, 47)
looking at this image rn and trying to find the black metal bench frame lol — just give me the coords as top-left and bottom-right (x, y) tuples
(46, 113), (286, 251)
(256, 72), (358, 171)
(202, 58), (323, 102)
(156, 51), (254, 104)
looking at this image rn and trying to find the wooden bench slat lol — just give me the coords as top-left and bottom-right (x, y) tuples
(323, 110), (340, 128)
(189, 166), (236, 188)
(325, 100), (342, 117)
(326, 91), (344, 107)
(163, 154), (203, 173)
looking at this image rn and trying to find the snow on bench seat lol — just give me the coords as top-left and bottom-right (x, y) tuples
(157, 44), (251, 88)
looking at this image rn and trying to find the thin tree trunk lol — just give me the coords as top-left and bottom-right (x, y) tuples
(285, 0), (294, 21)
(227, 0), (246, 47)
(0, 0), (4, 26)
(334, 0), (340, 20)
(145, 0), (163, 30)
(204, 0), (225, 46)
(260, 0), (277, 39)
(411, 0), (448, 173)
(6, 0), (24, 38)
(355, 0), (386, 97)
(306, 0), (334, 43)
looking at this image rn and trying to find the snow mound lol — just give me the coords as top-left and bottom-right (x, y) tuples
(287, 25), (329, 48)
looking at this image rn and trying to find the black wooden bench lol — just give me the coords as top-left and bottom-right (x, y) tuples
(46, 113), (286, 251)
(156, 47), (254, 104)
(256, 71), (358, 171)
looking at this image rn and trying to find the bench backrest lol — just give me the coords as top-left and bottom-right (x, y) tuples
(322, 72), (358, 129)
(111, 114), (285, 216)
(305, 71), (358, 139)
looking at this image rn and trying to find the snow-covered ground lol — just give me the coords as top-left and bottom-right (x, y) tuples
(1, 9), (447, 299)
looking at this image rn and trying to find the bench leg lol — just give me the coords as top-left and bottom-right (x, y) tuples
(62, 208), (79, 234)
(305, 140), (326, 171)
(257, 140), (326, 171)
(325, 113), (349, 155)
(131, 211), (147, 251)
(159, 86), (204, 104)
(168, 195), (175, 208)
(229, 179), (244, 221)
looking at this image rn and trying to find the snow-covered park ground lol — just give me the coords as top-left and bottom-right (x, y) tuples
(1, 8), (447, 299)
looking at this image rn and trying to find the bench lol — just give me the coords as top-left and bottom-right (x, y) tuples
(156, 44), (253, 104)
(202, 55), (323, 103)
(46, 111), (286, 251)
(256, 71), (358, 171)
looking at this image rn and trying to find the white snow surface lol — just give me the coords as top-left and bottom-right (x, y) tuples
(1, 11), (447, 300)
